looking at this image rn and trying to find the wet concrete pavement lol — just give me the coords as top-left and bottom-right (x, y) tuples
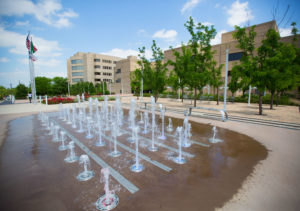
(0, 113), (267, 211)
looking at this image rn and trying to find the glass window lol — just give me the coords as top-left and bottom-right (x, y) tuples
(102, 59), (112, 63)
(72, 78), (83, 82)
(229, 52), (243, 61)
(116, 78), (121, 83)
(116, 69), (121, 74)
(72, 65), (83, 70)
(94, 72), (101, 75)
(72, 72), (84, 76)
(94, 59), (101, 62)
(95, 79), (101, 82)
(94, 65), (101, 68)
(71, 59), (83, 64)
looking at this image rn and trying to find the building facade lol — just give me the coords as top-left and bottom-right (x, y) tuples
(164, 20), (299, 95)
(112, 56), (139, 94)
(67, 21), (299, 96)
(67, 52), (123, 85)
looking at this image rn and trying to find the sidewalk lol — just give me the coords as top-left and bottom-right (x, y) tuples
(122, 96), (300, 124)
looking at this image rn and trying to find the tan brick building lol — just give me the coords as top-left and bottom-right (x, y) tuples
(164, 20), (299, 95)
(67, 21), (299, 95)
(67, 52), (123, 85)
(112, 56), (139, 94)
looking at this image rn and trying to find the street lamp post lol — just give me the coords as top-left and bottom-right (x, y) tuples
(140, 63), (143, 102)
(109, 82), (111, 95)
(67, 81), (70, 97)
(248, 85), (251, 106)
(223, 49), (229, 112)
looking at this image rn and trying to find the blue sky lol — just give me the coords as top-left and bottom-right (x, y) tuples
(0, 0), (299, 88)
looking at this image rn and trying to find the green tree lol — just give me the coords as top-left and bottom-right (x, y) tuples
(35, 76), (52, 96)
(232, 26), (266, 114)
(51, 77), (68, 95)
(0, 86), (8, 100)
(184, 17), (217, 107)
(15, 84), (28, 99)
(137, 40), (168, 102)
(228, 68), (241, 97)
(209, 61), (223, 105)
(130, 70), (141, 96)
(168, 44), (194, 102)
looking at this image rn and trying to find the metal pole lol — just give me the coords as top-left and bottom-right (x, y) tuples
(102, 81), (104, 95)
(68, 81), (70, 97)
(248, 85), (251, 106)
(224, 49), (229, 111)
(140, 64), (143, 102)
(109, 82), (111, 95)
(178, 78), (180, 100)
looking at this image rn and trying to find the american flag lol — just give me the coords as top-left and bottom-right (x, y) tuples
(26, 33), (30, 51)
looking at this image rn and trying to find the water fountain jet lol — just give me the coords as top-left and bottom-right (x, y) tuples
(77, 154), (95, 181)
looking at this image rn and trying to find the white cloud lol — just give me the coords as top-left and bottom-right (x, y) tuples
(211, 30), (227, 45)
(279, 28), (292, 37)
(0, 27), (65, 87)
(101, 48), (152, 60)
(0, 0), (78, 28)
(15, 20), (29, 26)
(137, 29), (147, 36)
(181, 0), (202, 14)
(153, 29), (178, 42)
(202, 22), (213, 26)
(227, 0), (253, 27)
(0, 57), (9, 62)
(0, 27), (61, 58)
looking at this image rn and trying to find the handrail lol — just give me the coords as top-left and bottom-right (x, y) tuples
(186, 106), (228, 122)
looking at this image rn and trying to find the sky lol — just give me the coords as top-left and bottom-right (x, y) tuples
(0, 0), (299, 88)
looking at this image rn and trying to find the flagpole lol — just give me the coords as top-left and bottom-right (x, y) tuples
(27, 34), (37, 104)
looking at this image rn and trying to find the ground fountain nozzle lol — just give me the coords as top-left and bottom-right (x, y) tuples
(77, 154), (95, 181)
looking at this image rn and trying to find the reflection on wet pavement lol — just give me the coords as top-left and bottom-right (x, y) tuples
(0, 114), (267, 211)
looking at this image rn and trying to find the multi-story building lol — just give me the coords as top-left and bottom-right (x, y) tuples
(164, 20), (300, 95)
(67, 20), (299, 95)
(67, 52), (123, 85)
(112, 56), (139, 94)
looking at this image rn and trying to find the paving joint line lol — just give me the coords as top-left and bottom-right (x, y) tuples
(52, 119), (139, 194)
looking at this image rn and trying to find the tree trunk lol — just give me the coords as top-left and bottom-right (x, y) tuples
(213, 86), (216, 95)
(270, 92), (274, 109)
(217, 88), (219, 105)
(181, 87), (184, 102)
(259, 91), (263, 115)
(194, 88), (197, 107)
(276, 92), (279, 107)
(154, 94), (158, 103)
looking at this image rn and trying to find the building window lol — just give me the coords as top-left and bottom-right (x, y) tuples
(71, 59), (83, 64)
(103, 72), (112, 76)
(103, 79), (112, 82)
(94, 59), (100, 62)
(113, 61), (117, 64)
(116, 78), (121, 83)
(95, 79), (101, 82)
(72, 78), (83, 82)
(72, 65), (84, 70)
(229, 52), (243, 61)
(94, 65), (101, 69)
(102, 59), (112, 63)
(103, 66), (112, 70)
(72, 72), (84, 76)
(116, 69), (121, 74)
(95, 72), (101, 75)
(228, 71), (231, 76)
